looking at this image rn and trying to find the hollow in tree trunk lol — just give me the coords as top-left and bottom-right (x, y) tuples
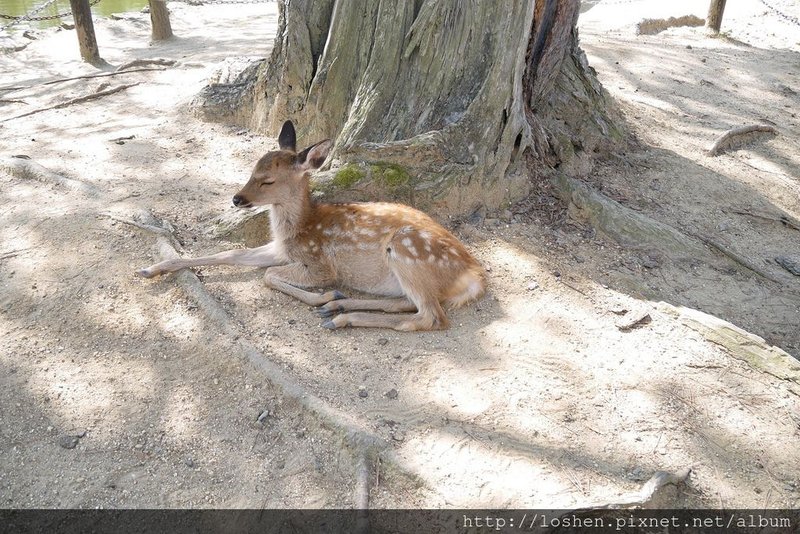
(218, 0), (623, 216)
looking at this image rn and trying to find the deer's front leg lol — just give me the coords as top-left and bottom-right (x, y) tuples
(137, 241), (287, 278)
(263, 263), (345, 307)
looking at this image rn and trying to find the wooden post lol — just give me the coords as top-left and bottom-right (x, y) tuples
(69, 0), (101, 64)
(707, 0), (727, 33)
(148, 0), (173, 41)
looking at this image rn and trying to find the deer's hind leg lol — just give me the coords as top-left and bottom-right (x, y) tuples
(264, 263), (344, 307)
(319, 255), (448, 331)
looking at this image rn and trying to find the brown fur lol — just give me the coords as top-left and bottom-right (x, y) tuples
(138, 121), (486, 331)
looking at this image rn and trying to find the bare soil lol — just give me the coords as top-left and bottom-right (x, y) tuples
(1, 0), (799, 510)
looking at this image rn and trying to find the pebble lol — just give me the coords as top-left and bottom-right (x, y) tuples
(377, 338), (389, 346)
(385, 388), (398, 400)
(184, 457), (195, 468)
(391, 430), (405, 442)
(58, 435), (80, 450)
(358, 387), (368, 399)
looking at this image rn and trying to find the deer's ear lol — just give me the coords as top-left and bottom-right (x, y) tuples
(296, 140), (332, 170)
(278, 120), (297, 152)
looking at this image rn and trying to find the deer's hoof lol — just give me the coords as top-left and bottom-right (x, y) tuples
(316, 308), (335, 318)
(321, 320), (337, 330)
(331, 290), (347, 301)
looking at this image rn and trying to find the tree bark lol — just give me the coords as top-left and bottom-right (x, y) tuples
(205, 0), (623, 216)
(148, 0), (173, 41)
(69, 0), (101, 65)
(706, 0), (726, 33)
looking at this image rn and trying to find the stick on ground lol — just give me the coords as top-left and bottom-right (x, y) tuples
(707, 124), (778, 156)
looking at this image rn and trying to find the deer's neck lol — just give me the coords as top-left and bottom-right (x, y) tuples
(269, 189), (314, 242)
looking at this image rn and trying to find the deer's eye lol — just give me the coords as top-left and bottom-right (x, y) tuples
(260, 180), (275, 187)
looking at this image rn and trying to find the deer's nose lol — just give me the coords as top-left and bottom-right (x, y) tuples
(232, 194), (245, 207)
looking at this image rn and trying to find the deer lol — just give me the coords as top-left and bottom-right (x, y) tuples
(137, 120), (486, 331)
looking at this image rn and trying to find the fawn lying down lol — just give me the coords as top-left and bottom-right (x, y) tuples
(137, 120), (486, 331)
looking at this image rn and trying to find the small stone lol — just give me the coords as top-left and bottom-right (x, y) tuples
(276, 459), (286, 469)
(385, 388), (398, 400)
(358, 387), (368, 398)
(184, 457), (195, 468)
(377, 338), (389, 346)
(641, 256), (660, 269)
(287, 319), (296, 325)
(686, 44), (692, 49)
(58, 435), (80, 449)
(391, 430), (405, 442)
(526, 281), (539, 291)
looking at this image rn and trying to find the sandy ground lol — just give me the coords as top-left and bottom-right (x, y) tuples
(1, 0), (799, 511)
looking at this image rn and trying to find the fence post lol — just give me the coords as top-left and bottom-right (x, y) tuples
(68, 0), (102, 64)
(148, 0), (173, 40)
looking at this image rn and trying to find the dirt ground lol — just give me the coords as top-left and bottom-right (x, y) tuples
(1, 0), (799, 511)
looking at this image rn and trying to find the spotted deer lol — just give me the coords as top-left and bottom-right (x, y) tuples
(137, 120), (486, 331)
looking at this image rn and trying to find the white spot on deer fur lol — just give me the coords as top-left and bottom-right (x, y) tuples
(403, 256), (415, 265)
(427, 255), (436, 263)
(448, 247), (459, 257)
(357, 242), (372, 250)
(401, 237), (413, 248)
(322, 228), (335, 236)
(424, 243), (432, 253)
(316, 223), (322, 230)
(358, 227), (377, 237)
(419, 230), (432, 240)
(308, 239), (316, 246)
(408, 245), (418, 257)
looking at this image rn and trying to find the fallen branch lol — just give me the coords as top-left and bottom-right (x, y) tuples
(41, 67), (167, 86)
(707, 124), (778, 156)
(0, 157), (98, 196)
(0, 83), (139, 122)
(116, 58), (176, 72)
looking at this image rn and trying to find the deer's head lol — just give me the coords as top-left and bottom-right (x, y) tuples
(232, 120), (332, 208)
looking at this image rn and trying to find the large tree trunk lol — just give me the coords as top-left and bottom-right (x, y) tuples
(204, 0), (622, 216)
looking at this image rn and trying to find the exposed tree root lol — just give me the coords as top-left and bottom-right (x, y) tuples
(0, 83), (139, 123)
(132, 210), (417, 514)
(688, 232), (784, 284)
(115, 58), (176, 72)
(552, 173), (789, 284)
(0, 156), (98, 196)
(551, 173), (704, 256)
(725, 208), (800, 232)
(658, 302), (800, 396)
(571, 468), (691, 512)
(707, 124), (778, 156)
(41, 68), (167, 86)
